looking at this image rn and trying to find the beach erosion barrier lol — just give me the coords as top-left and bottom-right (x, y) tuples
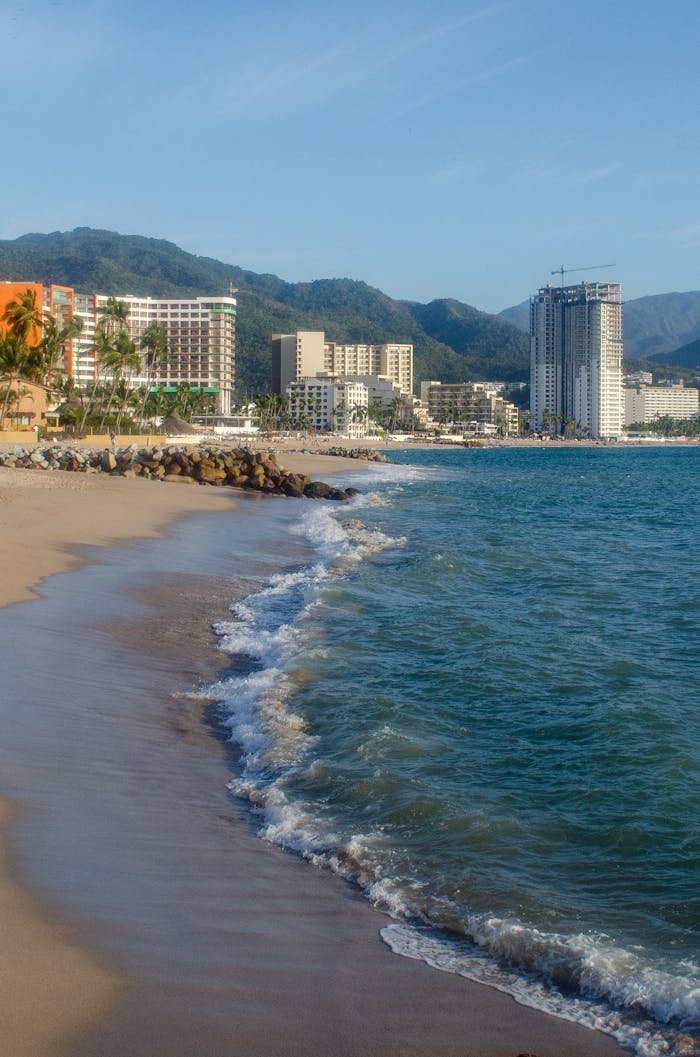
(0, 444), (362, 501)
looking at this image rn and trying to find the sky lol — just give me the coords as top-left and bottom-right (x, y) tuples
(1, 0), (699, 313)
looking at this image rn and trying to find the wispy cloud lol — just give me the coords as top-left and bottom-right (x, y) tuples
(383, 53), (534, 123)
(523, 163), (619, 188)
(173, 3), (508, 120)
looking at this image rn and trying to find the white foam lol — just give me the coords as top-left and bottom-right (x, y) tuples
(201, 485), (699, 1057)
(291, 501), (404, 566)
(380, 922), (700, 1057)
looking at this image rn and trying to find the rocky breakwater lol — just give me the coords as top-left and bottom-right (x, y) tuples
(319, 446), (389, 462)
(0, 444), (360, 501)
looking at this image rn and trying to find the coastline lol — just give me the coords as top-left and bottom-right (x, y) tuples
(0, 458), (628, 1057)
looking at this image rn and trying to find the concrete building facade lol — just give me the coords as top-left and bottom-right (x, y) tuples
(624, 383), (699, 425)
(286, 375), (369, 438)
(272, 331), (413, 395)
(1, 282), (237, 414)
(531, 282), (623, 439)
(75, 293), (237, 414)
(420, 380), (520, 436)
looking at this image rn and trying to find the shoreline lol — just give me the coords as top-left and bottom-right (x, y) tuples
(0, 458), (627, 1057)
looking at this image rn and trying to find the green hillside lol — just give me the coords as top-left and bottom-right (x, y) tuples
(0, 228), (529, 394)
(622, 291), (700, 360)
(406, 299), (529, 382)
(651, 336), (700, 371)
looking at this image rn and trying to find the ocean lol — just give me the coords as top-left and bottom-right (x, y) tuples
(205, 444), (700, 1057)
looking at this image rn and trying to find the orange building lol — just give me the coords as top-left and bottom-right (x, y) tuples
(0, 281), (45, 346)
(0, 281), (78, 373)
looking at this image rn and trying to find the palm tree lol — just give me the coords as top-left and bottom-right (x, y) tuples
(145, 386), (176, 424)
(34, 314), (84, 389)
(367, 398), (384, 433)
(138, 321), (170, 427)
(100, 331), (139, 430)
(99, 296), (130, 337)
(2, 288), (43, 344)
(0, 333), (32, 425)
(252, 391), (285, 433)
(80, 325), (116, 432)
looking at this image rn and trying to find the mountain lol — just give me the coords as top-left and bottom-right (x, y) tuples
(499, 290), (700, 362)
(498, 300), (530, 333)
(652, 337), (700, 371)
(0, 228), (529, 393)
(404, 299), (530, 382)
(621, 292), (700, 360)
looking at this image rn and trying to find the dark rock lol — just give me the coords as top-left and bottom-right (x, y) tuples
(303, 481), (333, 499)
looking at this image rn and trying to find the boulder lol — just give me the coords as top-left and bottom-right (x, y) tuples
(196, 463), (226, 484)
(303, 481), (333, 499)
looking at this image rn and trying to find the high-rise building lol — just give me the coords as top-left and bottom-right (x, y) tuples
(0, 284), (237, 414)
(624, 382), (699, 425)
(271, 330), (413, 395)
(530, 282), (623, 439)
(78, 293), (237, 414)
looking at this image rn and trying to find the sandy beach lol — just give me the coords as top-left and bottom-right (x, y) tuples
(0, 452), (628, 1057)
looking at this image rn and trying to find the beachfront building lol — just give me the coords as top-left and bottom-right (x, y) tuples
(624, 382), (699, 425)
(530, 281), (623, 439)
(420, 380), (520, 436)
(286, 375), (369, 438)
(0, 282), (237, 415)
(272, 330), (413, 395)
(0, 379), (56, 431)
(74, 293), (237, 414)
(0, 280), (78, 362)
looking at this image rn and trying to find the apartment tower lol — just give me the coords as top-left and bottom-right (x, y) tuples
(271, 330), (413, 395)
(74, 293), (237, 414)
(530, 281), (623, 439)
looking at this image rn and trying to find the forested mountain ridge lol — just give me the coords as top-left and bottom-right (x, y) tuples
(0, 228), (529, 393)
(650, 336), (700, 370)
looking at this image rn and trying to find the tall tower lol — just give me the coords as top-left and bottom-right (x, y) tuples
(530, 281), (623, 439)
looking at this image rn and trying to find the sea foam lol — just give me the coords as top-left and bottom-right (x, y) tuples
(200, 452), (700, 1057)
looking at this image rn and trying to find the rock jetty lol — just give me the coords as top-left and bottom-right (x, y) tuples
(0, 444), (361, 501)
(312, 446), (387, 462)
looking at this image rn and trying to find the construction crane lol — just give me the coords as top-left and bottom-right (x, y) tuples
(551, 263), (616, 287)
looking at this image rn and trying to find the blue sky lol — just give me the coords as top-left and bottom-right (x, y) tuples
(1, 0), (698, 312)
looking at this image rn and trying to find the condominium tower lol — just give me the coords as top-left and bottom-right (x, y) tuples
(271, 331), (413, 395)
(530, 281), (623, 439)
(74, 293), (237, 414)
(0, 282), (237, 414)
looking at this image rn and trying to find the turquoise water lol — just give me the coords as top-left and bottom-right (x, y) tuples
(209, 446), (700, 1056)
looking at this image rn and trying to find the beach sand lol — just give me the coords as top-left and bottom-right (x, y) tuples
(0, 456), (627, 1057)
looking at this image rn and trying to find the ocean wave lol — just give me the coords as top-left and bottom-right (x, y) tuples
(381, 922), (700, 1057)
(202, 482), (699, 1057)
(291, 499), (405, 566)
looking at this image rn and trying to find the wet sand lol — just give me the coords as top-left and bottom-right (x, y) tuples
(0, 461), (627, 1057)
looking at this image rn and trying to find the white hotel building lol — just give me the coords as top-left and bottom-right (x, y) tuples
(73, 293), (237, 414)
(286, 375), (369, 438)
(531, 281), (623, 439)
(624, 383), (699, 425)
(272, 330), (413, 396)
